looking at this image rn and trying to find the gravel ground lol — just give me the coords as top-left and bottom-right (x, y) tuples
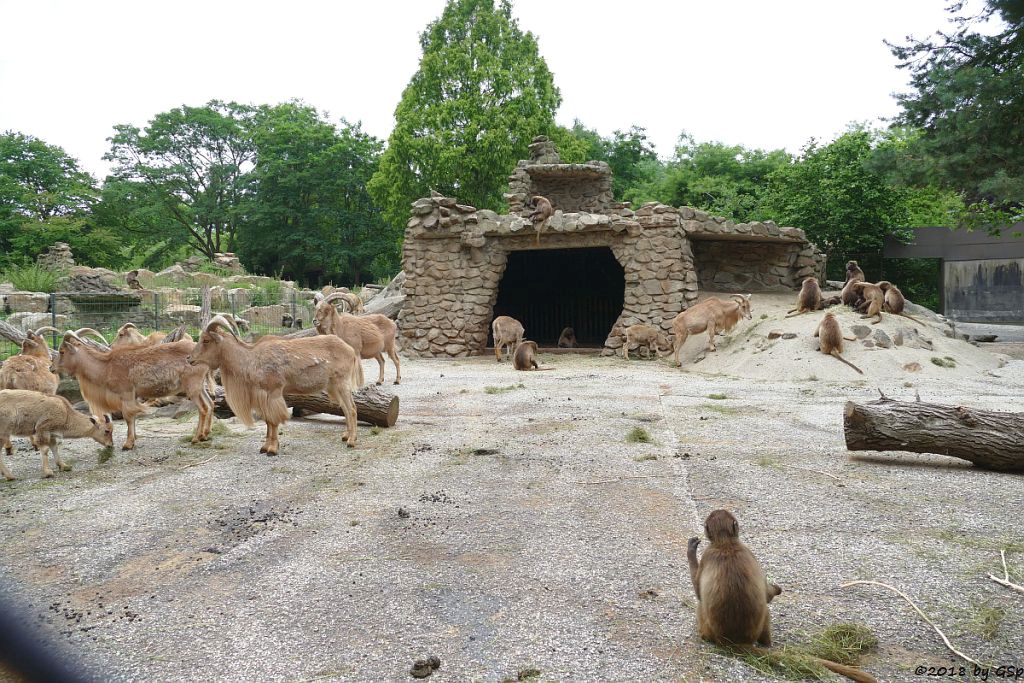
(0, 308), (1022, 682)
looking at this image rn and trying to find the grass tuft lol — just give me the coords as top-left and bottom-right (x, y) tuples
(97, 446), (115, 464)
(484, 383), (525, 395)
(706, 393), (728, 400)
(626, 427), (653, 443)
(2, 264), (63, 293)
(807, 623), (878, 665)
(931, 356), (957, 368)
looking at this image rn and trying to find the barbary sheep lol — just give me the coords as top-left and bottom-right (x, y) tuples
(623, 324), (671, 360)
(55, 329), (213, 450)
(188, 315), (362, 454)
(0, 389), (113, 479)
(671, 294), (752, 364)
(0, 326), (61, 455)
(313, 292), (401, 385)
(491, 315), (525, 362)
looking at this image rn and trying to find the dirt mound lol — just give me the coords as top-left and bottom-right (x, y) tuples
(674, 291), (1005, 381)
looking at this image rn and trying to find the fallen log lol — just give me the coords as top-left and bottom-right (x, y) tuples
(212, 385), (398, 428)
(844, 394), (1024, 471)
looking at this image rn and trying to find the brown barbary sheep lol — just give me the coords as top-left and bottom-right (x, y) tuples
(55, 330), (214, 450)
(0, 389), (113, 480)
(313, 292), (401, 385)
(671, 295), (752, 364)
(0, 326), (61, 455)
(623, 324), (670, 360)
(491, 315), (525, 362)
(188, 315), (362, 454)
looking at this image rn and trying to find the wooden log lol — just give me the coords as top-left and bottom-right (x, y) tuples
(211, 385), (398, 428)
(844, 394), (1024, 471)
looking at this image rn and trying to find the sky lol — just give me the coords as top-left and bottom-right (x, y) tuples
(0, 0), (961, 179)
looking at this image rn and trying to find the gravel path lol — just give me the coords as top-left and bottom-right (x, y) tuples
(0, 345), (1021, 681)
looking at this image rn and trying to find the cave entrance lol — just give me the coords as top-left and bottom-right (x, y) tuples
(491, 247), (624, 348)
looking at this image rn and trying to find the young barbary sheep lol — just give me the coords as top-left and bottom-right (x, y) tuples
(671, 295), (752, 364)
(1, 326), (61, 456)
(313, 292), (401, 385)
(188, 315), (363, 454)
(491, 315), (525, 362)
(55, 330), (214, 450)
(0, 390), (113, 479)
(623, 324), (670, 360)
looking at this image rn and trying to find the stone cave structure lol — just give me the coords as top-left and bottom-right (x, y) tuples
(398, 136), (826, 357)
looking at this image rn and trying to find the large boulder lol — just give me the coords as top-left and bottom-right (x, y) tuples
(240, 304), (288, 327)
(364, 272), (406, 320)
(6, 312), (69, 332)
(3, 292), (50, 313)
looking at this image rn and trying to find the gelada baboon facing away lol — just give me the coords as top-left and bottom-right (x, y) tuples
(513, 340), (539, 370)
(528, 195), (553, 246)
(557, 326), (577, 349)
(786, 277), (822, 317)
(877, 281), (924, 326)
(851, 282), (884, 324)
(815, 313), (864, 375)
(688, 510), (877, 683)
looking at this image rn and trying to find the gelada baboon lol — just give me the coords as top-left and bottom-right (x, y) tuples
(528, 195), (553, 247)
(840, 260), (865, 307)
(126, 269), (143, 290)
(815, 313), (863, 374)
(786, 277), (821, 317)
(877, 281), (923, 326)
(557, 326), (577, 349)
(513, 340), (539, 370)
(851, 282), (884, 324)
(688, 510), (877, 683)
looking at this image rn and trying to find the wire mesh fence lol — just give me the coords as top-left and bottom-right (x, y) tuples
(1, 288), (316, 361)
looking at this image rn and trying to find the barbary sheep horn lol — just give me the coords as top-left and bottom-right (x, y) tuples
(203, 314), (240, 338)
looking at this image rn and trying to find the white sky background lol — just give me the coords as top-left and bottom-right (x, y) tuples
(0, 0), (959, 179)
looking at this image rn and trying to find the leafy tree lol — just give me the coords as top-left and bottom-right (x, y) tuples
(368, 0), (561, 227)
(759, 129), (911, 277)
(887, 0), (1023, 230)
(237, 103), (394, 286)
(661, 135), (791, 222)
(0, 131), (123, 269)
(104, 100), (258, 259)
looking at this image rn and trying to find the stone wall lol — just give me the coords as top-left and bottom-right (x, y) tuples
(693, 240), (806, 292)
(399, 192), (826, 357)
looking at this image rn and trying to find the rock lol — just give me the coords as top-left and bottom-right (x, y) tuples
(3, 292), (50, 313)
(6, 312), (69, 332)
(903, 362), (922, 373)
(164, 304), (202, 324)
(781, 332), (798, 340)
(861, 339), (875, 348)
(872, 329), (893, 349)
(410, 655), (441, 678)
(240, 305), (288, 327)
(154, 264), (192, 284)
(767, 329), (784, 340)
(153, 399), (197, 419)
(851, 325), (872, 340)
(36, 242), (75, 271)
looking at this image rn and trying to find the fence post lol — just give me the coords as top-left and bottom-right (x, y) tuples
(230, 292), (237, 324)
(49, 293), (57, 349)
(153, 292), (160, 331)
(290, 289), (297, 330)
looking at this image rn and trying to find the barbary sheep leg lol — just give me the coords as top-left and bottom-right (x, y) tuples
(327, 384), (358, 448)
(375, 354), (386, 385)
(387, 346), (401, 385)
(705, 320), (718, 352)
(32, 433), (55, 478)
(0, 432), (15, 480)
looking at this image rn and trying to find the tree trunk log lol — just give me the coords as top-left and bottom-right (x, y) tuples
(212, 385), (398, 428)
(844, 395), (1024, 471)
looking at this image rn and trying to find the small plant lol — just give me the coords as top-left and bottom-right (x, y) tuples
(931, 356), (957, 368)
(760, 313), (768, 319)
(808, 623), (878, 665)
(626, 426), (653, 443)
(2, 264), (63, 293)
(756, 456), (780, 468)
(707, 393), (728, 400)
(97, 446), (115, 464)
(966, 601), (1005, 641)
(370, 426), (382, 436)
(484, 383), (525, 395)
(633, 453), (658, 462)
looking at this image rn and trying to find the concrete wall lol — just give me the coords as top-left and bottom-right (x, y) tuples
(944, 258), (1024, 323)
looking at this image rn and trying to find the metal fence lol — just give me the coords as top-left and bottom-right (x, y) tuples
(1, 289), (316, 360)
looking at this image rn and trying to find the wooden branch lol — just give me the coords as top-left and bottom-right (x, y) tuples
(211, 384), (398, 428)
(841, 580), (980, 666)
(844, 396), (1024, 471)
(987, 550), (1024, 596)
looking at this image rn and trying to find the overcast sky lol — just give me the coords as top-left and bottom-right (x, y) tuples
(0, 0), (959, 179)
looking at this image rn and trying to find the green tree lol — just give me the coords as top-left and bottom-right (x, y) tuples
(237, 103), (394, 286)
(887, 0), (1023, 230)
(0, 131), (122, 269)
(103, 100), (258, 259)
(368, 0), (561, 227)
(661, 135), (791, 222)
(759, 129), (911, 276)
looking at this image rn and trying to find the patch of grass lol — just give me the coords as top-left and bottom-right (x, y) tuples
(96, 446), (115, 464)
(2, 263), (64, 292)
(249, 279), (284, 307)
(726, 645), (829, 681)
(626, 426), (653, 443)
(633, 453), (658, 462)
(627, 412), (661, 423)
(756, 456), (780, 468)
(370, 426), (382, 436)
(760, 313), (768, 319)
(706, 393), (728, 400)
(700, 403), (741, 415)
(484, 383), (525, 395)
(807, 623), (878, 665)
(966, 600), (1005, 641)
(931, 356), (956, 368)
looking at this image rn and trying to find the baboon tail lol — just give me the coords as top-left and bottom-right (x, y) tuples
(831, 351), (864, 375)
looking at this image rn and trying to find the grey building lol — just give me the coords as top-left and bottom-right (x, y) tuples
(884, 226), (1024, 323)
